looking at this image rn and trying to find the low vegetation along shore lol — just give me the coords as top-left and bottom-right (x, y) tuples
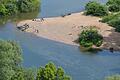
(17, 12), (120, 51)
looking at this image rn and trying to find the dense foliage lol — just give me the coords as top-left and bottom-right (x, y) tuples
(79, 28), (103, 48)
(0, 0), (40, 17)
(85, 0), (120, 32)
(102, 13), (120, 32)
(106, 0), (120, 12)
(85, 1), (108, 16)
(17, 0), (40, 12)
(0, 40), (71, 80)
(0, 40), (22, 80)
(36, 62), (71, 80)
(105, 75), (120, 80)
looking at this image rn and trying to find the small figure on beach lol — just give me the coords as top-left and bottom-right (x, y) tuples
(109, 47), (114, 53)
(32, 19), (36, 21)
(61, 15), (66, 17)
(35, 29), (39, 33)
(67, 13), (71, 15)
(36, 29), (39, 33)
(41, 18), (44, 21)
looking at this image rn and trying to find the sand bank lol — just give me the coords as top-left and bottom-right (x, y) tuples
(17, 12), (120, 51)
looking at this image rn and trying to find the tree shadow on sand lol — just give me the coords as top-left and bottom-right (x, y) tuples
(102, 29), (120, 51)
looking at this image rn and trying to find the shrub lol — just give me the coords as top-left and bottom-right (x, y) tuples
(101, 13), (120, 32)
(106, 0), (120, 5)
(79, 28), (103, 48)
(107, 0), (120, 12)
(85, 1), (108, 16)
(108, 4), (120, 12)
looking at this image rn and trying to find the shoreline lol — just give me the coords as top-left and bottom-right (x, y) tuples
(17, 12), (120, 51)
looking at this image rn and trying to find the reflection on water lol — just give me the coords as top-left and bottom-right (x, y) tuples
(0, 0), (120, 80)
(0, 11), (39, 24)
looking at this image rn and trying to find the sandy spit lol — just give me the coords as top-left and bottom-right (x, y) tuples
(17, 12), (120, 51)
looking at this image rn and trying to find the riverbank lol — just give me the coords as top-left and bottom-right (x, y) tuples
(17, 12), (120, 51)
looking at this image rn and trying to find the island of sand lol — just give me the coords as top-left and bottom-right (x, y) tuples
(17, 12), (120, 51)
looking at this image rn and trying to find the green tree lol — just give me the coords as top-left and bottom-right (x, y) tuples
(85, 1), (108, 16)
(0, 0), (40, 17)
(36, 62), (71, 80)
(0, 40), (22, 80)
(17, 0), (40, 13)
(79, 28), (103, 48)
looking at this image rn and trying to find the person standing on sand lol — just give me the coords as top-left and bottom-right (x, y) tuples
(36, 29), (39, 33)
(41, 18), (44, 21)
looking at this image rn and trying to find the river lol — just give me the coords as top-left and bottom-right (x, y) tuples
(0, 0), (120, 80)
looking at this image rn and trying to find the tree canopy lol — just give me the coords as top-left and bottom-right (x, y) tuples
(0, 40), (22, 80)
(36, 62), (71, 80)
(0, 0), (40, 17)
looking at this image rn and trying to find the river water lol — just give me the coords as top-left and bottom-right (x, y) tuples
(0, 0), (120, 80)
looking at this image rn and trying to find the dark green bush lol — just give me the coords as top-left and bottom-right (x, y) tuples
(0, 4), (7, 16)
(85, 1), (108, 16)
(106, 0), (120, 5)
(108, 4), (120, 12)
(101, 13), (120, 32)
(79, 28), (103, 48)
(0, 0), (40, 17)
(107, 0), (120, 12)
(17, 0), (40, 13)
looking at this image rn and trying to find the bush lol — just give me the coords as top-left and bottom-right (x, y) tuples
(105, 75), (120, 80)
(107, 0), (120, 12)
(85, 1), (108, 16)
(101, 13), (120, 32)
(108, 4), (120, 12)
(79, 28), (103, 48)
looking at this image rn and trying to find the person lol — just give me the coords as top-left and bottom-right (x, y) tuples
(41, 18), (44, 21)
(109, 47), (114, 53)
(36, 29), (39, 33)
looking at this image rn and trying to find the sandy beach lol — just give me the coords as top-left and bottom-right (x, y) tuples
(17, 12), (120, 51)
